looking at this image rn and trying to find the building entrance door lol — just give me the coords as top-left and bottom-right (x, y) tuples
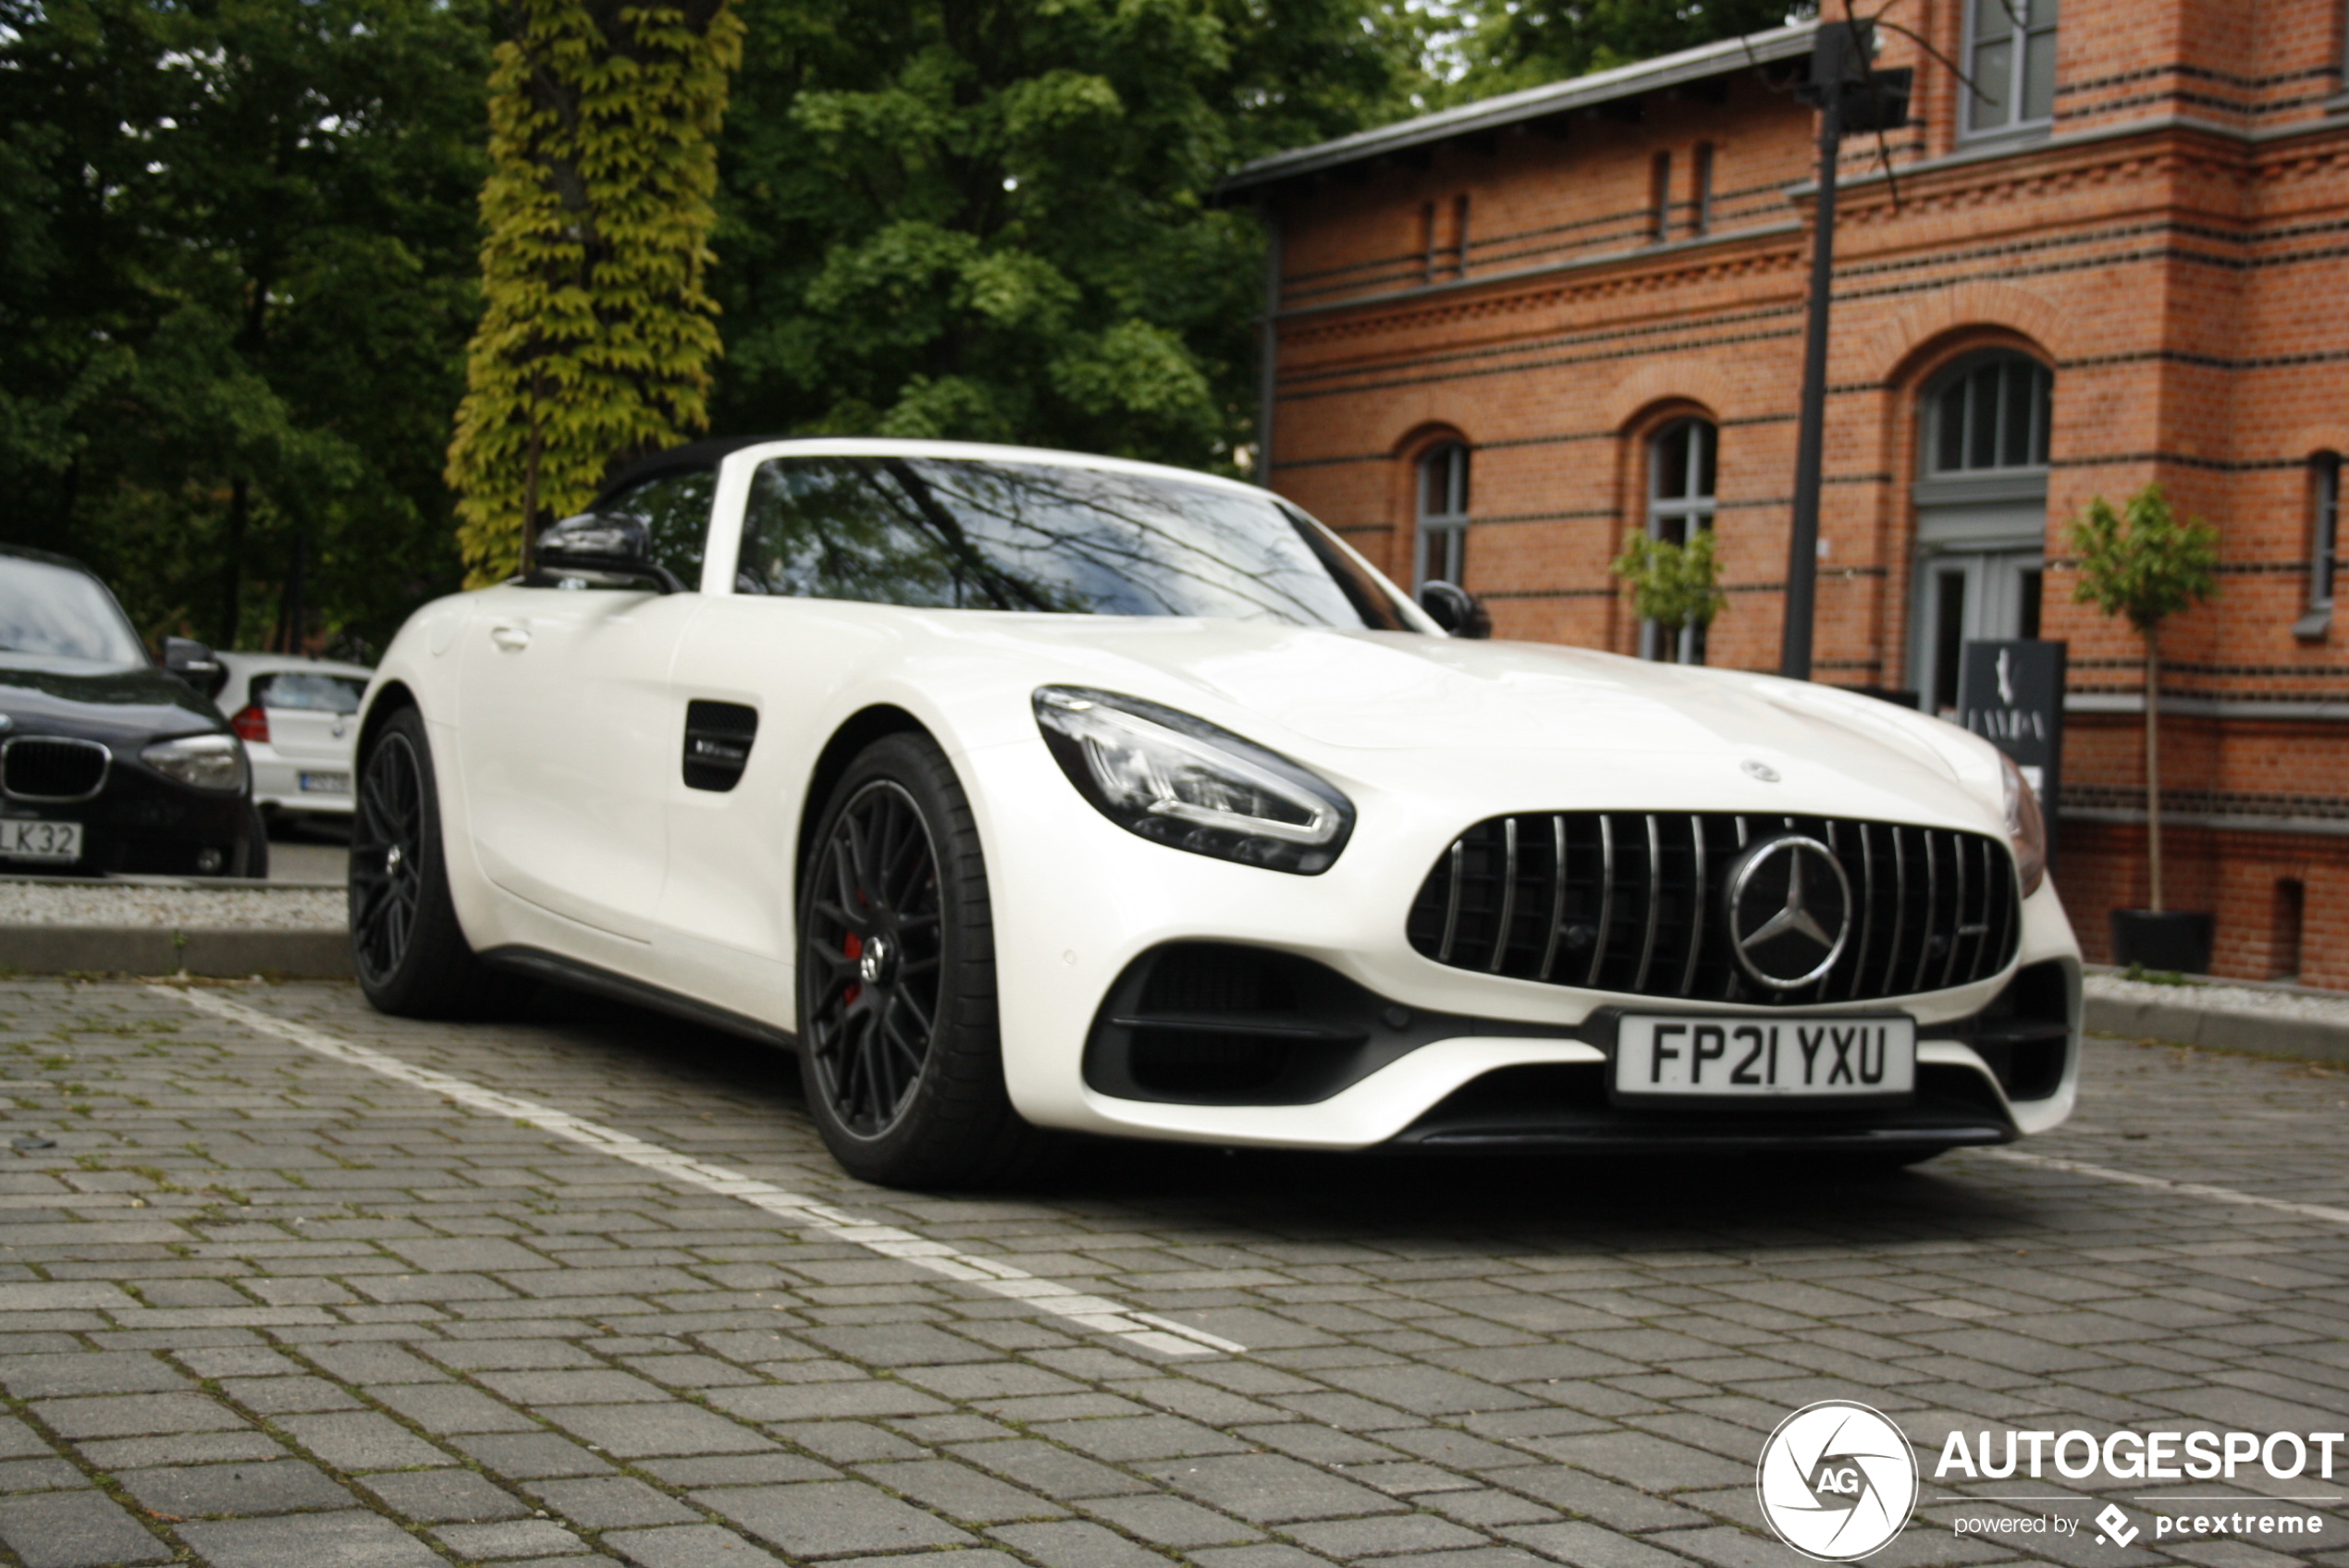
(1910, 349), (2055, 717)
(1915, 548), (2043, 719)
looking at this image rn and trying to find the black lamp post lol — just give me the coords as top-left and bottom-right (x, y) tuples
(1779, 22), (1910, 681)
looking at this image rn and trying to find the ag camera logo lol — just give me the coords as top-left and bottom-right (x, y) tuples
(1757, 1401), (1919, 1561)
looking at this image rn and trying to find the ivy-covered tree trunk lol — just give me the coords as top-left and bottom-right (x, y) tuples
(448, 0), (744, 584)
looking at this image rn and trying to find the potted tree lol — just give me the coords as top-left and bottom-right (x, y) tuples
(2068, 484), (2221, 973)
(1613, 528), (1727, 662)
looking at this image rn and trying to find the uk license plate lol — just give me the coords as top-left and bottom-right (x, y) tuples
(1615, 1015), (1916, 1098)
(299, 772), (351, 794)
(0, 819), (82, 864)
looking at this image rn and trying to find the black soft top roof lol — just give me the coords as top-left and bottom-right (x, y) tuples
(593, 436), (788, 508)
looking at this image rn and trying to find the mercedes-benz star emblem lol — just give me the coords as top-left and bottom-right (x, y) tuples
(1724, 835), (1852, 989)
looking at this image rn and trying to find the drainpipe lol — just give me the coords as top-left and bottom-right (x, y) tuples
(1256, 204), (1282, 487)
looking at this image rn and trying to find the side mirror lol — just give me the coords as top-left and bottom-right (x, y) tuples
(162, 636), (227, 697)
(1418, 581), (1493, 640)
(535, 513), (688, 594)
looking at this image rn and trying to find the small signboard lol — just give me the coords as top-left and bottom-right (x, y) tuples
(1956, 639), (2066, 854)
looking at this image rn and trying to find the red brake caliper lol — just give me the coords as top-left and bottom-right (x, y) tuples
(842, 931), (863, 1007)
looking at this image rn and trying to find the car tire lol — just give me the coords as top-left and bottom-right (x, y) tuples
(797, 731), (1048, 1188)
(351, 706), (508, 1018)
(240, 808), (270, 880)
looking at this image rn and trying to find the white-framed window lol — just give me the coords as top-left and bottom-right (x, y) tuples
(1925, 350), (2052, 475)
(1965, 0), (2059, 137)
(1644, 417), (1717, 664)
(1415, 442), (1470, 589)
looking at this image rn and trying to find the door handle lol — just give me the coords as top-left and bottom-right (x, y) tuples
(490, 624), (531, 653)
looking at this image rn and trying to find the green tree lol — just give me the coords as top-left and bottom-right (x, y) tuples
(1445, 0), (1814, 102)
(2068, 484), (2220, 913)
(1612, 527), (1725, 658)
(446, 0), (745, 584)
(0, 0), (492, 655)
(705, 0), (1422, 472)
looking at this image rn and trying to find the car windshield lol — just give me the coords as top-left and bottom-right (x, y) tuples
(0, 557), (148, 674)
(735, 457), (1413, 630)
(251, 671), (367, 715)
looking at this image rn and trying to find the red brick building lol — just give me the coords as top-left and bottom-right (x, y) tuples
(1222, 0), (2349, 987)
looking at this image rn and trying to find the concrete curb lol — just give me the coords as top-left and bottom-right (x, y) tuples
(0, 926), (351, 979)
(2082, 990), (2349, 1064)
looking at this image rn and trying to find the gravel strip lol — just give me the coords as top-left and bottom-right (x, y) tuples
(0, 880), (344, 930)
(2085, 970), (2349, 1026)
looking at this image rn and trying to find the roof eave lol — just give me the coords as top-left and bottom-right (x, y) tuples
(1216, 20), (1818, 201)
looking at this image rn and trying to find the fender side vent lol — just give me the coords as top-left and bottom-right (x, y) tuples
(683, 701), (758, 792)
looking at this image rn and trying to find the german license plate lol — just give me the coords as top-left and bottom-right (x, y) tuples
(0, 819), (81, 864)
(299, 772), (351, 794)
(1615, 1015), (1915, 1098)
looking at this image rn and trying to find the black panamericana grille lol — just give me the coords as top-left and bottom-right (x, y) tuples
(1406, 813), (2023, 1005)
(2, 737), (109, 801)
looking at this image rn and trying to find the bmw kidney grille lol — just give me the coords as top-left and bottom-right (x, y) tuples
(2, 737), (110, 802)
(1407, 813), (2022, 1004)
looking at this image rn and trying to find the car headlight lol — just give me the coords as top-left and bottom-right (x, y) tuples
(1033, 686), (1355, 874)
(142, 732), (247, 794)
(2000, 751), (2048, 898)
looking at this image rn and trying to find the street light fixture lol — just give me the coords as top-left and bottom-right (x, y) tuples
(1779, 21), (1911, 681)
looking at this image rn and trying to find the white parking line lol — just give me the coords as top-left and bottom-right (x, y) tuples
(1983, 1146), (2349, 1228)
(161, 986), (1244, 1358)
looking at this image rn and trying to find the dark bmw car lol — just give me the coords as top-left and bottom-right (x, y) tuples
(0, 545), (266, 877)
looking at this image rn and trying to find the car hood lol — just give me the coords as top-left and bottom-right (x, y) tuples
(935, 617), (1997, 827)
(0, 660), (226, 740)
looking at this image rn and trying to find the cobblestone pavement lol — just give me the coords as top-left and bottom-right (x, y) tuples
(1, 977), (2346, 1568)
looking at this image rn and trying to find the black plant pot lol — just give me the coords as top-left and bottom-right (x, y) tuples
(2110, 909), (2214, 974)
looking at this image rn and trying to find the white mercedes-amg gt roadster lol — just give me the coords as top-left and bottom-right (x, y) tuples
(351, 438), (2080, 1186)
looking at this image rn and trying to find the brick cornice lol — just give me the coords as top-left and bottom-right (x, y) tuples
(1275, 226), (1805, 347)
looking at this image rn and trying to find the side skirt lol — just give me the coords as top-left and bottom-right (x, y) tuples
(478, 945), (798, 1053)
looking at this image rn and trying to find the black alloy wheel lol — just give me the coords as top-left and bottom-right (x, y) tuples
(804, 778), (943, 1137)
(796, 732), (1046, 1186)
(350, 706), (507, 1018)
(351, 727), (424, 985)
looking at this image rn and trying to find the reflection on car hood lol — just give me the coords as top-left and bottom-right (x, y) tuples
(0, 661), (226, 739)
(948, 617), (1975, 811)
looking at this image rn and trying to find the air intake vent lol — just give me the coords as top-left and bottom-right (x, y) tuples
(1407, 813), (2020, 1005)
(3, 738), (109, 802)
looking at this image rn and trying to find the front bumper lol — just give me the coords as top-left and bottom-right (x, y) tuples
(1, 751), (262, 877)
(1088, 941), (2068, 1154)
(961, 737), (2083, 1151)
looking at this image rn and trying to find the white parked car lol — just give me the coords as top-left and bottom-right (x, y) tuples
(353, 439), (2080, 1187)
(217, 654), (374, 823)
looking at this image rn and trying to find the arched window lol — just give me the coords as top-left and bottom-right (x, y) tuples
(1925, 351), (2052, 475)
(2299, 451), (2341, 640)
(1912, 349), (2054, 716)
(1416, 442), (1470, 589)
(1644, 417), (1717, 664)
